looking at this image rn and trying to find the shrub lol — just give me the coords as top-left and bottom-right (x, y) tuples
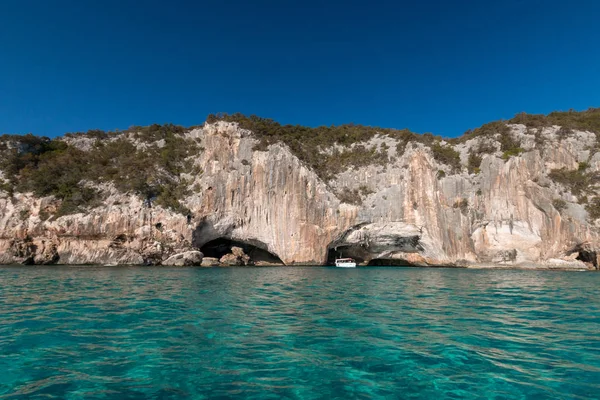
(19, 209), (30, 221)
(337, 189), (362, 205)
(586, 197), (600, 220)
(432, 143), (461, 172)
(468, 153), (482, 174)
(502, 148), (525, 160)
(0, 182), (13, 195)
(39, 209), (50, 221)
(509, 108), (600, 140)
(0, 124), (201, 216)
(499, 131), (523, 158)
(548, 168), (589, 196)
(557, 126), (573, 139)
(455, 121), (510, 143)
(474, 140), (497, 154)
(55, 186), (101, 217)
(358, 185), (374, 196)
(453, 198), (469, 215)
(552, 199), (567, 212)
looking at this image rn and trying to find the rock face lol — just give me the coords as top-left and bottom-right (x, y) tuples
(200, 257), (220, 267)
(162, 251), (204, 266)
(1, 120), (600, 269)
(219, 247), (252, 266)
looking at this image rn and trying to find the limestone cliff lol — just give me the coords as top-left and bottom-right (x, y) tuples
(1, 115), (600, 269)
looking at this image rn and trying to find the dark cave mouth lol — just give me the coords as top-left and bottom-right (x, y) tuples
(576, 250), (598, 269)
(325, 245), (367, 266)
(366, 258), (418, 267)
(325, 245), (419, 267)
(199, 238), (284, 265)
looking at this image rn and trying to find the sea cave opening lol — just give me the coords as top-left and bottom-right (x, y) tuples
(199, 237), (284, 265)
(366, 258), (417, 267)
(576, 249), (598, 269)
(325, 245), (368, 266)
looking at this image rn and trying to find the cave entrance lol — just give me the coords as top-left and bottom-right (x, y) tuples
(567, 243), (598, 270)
(199, 238), (284, 265)
(367, 258), (417, 267)
(576, 250), (598, 269)
(325, 245), (368, 266)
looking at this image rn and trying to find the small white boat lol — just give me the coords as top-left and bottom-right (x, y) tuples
(335, 258), (357, 268)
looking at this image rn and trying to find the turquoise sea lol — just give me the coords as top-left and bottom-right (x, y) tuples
(0, 266), (598, 399)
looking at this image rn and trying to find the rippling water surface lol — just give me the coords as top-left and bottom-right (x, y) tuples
(0, 266), (599, 399)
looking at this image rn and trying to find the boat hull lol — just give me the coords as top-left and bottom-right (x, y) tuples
(335, 262), (357, 268)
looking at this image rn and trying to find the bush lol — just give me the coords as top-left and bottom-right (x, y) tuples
(502, 148), (525, 160)
(453, 198), (469, 215)
(552, 199), (567, 212)
(474, 140), (497, 154)
(19, 209), (30, 220)
(55, 186), (101, 217)
(557, 126), (573, 139)
(0, 124), (201, 216)
(586, 197), (600, 220)
(499, 134), (517, 151)
(548, 168), (589, 196)
(0, 181), (13, 195)
(432, 143), (461, 172)
(455, 121), (510, 143)
(468, 153), (482, 174)
(509, 108), (600, 139)
(337, 189), (362, 205)
(358, 185), (374, 196)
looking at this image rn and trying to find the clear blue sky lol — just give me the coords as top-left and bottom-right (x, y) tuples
(1, 0), (599, 138)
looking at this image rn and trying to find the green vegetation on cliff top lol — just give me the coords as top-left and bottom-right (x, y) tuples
(207, 113), (443, 180)
(509, 108), (600, 135)
(1, 108), (599, 216)
(0, 124), (199, 216)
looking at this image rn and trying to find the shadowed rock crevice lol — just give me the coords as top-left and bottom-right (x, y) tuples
(199, 238), (284, 266)
(576, 251), (597, 268)
(571, 244), (598, 269)
(367, 258), (418, 266)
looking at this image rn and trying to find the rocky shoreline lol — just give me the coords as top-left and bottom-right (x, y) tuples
(1, 237), (596, 270)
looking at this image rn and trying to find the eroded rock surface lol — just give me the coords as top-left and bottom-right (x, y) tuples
(219, 246), (251, 266)
(200, 257), (220, 267)
(163, 250), (204, 266)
